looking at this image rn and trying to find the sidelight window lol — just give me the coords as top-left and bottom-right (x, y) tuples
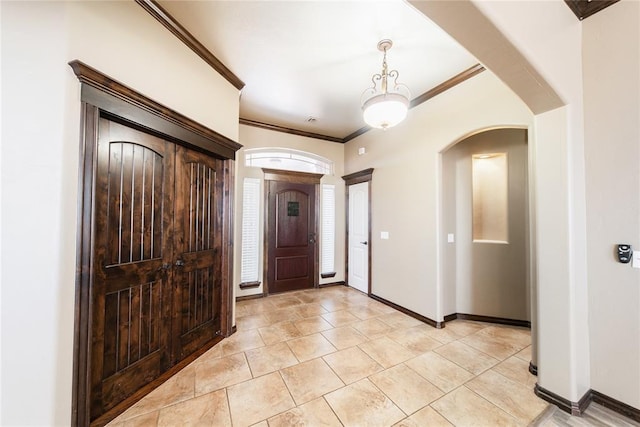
(240, 178), (261, 283)
(321, 184), (336, 277)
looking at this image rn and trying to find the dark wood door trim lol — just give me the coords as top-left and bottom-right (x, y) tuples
(221, 160), (235, 338)
(262, 168), (323, 184)
(69, 60), (242, 160)
(71, 62), (240, 427)
(262, 169), (322, 295)
(342, 168), (374, 186)
(342, 169), (374, 294)
(72, 103), (99, 427)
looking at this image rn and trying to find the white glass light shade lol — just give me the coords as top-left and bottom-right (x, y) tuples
(362, 93), (409, 130)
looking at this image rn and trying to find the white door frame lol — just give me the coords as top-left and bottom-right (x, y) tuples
(343, 169), (373, 294)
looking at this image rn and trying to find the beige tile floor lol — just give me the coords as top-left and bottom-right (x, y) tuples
(108, 286), (549, 427)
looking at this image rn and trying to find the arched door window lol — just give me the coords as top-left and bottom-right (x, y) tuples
(244, 147), (334, 175)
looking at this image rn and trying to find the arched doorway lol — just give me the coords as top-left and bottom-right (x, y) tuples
(441, 128), (530, 324)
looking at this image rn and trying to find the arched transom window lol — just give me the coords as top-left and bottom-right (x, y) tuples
(244, 147), (334, 175)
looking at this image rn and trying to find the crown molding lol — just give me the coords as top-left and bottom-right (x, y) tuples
(410, 63), (485, 109)
(564, 0), (620, 20)
(342, 126), (371, 143)
(242, 64), (486, 144)
(136, 0), (245, 90)
(239, 118), (344, 143)
(134, 0), (484, 144)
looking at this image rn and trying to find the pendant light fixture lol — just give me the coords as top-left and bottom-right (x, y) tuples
(361, 39), (410, 130)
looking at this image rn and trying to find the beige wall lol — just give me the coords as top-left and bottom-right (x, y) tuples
(68, 2), (239, 141)
(414, 0), (638, 408)
(442, 129), (529, 321)
(412, 0), (592, 403)
(2, 0), (638, 422)
(0, 2), (239, 424)
(344, 70), (533, 321)
(583, 0), (640, 407)
(234, 124), (346, 303)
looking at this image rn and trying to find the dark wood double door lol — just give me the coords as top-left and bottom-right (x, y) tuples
(91, 118), (224, 418)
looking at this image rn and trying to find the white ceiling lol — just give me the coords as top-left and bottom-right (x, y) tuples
(158, 0), (479, 139)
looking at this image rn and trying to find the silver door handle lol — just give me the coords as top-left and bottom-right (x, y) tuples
(157, 263), (172, 271)
(175, 259), (185, 267)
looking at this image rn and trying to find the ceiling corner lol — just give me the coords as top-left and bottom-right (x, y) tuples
(564, 0), (620, 20)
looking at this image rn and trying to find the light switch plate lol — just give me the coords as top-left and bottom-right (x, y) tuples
(380, 231), (389, 240)
(633, 251), (640, 269)
(447, 233), (455, 243)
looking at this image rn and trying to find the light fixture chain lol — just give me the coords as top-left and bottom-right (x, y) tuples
(381, 48), (389, 94)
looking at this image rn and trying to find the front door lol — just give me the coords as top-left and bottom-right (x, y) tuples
(348, 182), (369, 293)
(267, 180), (317, 293)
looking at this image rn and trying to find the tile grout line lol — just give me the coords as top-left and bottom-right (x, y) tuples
(459, 384), (522, 424)
(321, 395), (346, 427)
(259, 369), (299, 424)
(242, 350), (256, 379)
(109, 287), (542, 426)
(429, 401), (459, 427)
(466, 367), (549, 424)
(223, 387), (234, 426)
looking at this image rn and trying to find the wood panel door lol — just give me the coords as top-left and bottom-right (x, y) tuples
(267, 181), (317, 293)
(173, 146), (223, 360)
(89, 118), (227, 422)
(91, 119), (174, 416)
(72, 65), (240, 427)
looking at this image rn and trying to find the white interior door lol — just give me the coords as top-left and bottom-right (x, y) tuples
(348, 182), (369, 293)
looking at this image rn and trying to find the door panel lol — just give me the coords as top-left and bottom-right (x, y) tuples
(104, 142), (165, 265)
(348, 182), (369, 293)
(173, 146), (223, 359)
(268, 182), (316, 293)
(92, 119), (174, 415)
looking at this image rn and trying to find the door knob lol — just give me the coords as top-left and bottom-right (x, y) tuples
(360, 241), (368, 245)
(175, 259), (185, 267)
